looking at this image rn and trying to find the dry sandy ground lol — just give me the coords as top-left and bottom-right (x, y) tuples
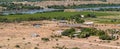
(12, 1), (108, 9)
(13, 0), (120, 8)
(0, 20), (120, 49)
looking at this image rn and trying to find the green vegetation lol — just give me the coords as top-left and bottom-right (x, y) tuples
(53, 46), (80, 49)
(99, 34), (115, 40)
(0, 11), (115, 23)
(50, 35), (62, 38)
(47, 4), (120, 9)
(34, 47), (39, 49)
(62, 28), (117, 40)
(52, 46), (68, 49)
(99, 8), (120, 11)
(0, 11), (119, 24)
(15, 45), (20, 48)
(96, 18), (120, 24)
(41, 38), (50, 42)
(0, 3), (43, 10)
(86, 14), (96, 18)
(72, 47), (80, 49)
(62, 28), (75, 36)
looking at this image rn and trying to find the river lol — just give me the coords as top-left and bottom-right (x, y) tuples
(1, 9), (61, 15)
(1, 6), (120, 15)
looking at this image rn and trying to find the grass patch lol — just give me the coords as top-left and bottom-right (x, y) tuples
(0, 11), (116, 18)
(0, 11), (118, 23)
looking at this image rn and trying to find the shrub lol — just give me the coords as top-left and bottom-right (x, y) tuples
(52, 46), (68, 49)
(62, 28), (75, 36)
(56, 39), (58, 41)
(77, 32), (90, 38)
(41, 38), (50, 42)
(72, 47), (80, 49)
(22, 38), (25, 40)
(34, 47), (39, 49)
(86, 14), (96, 18)
(50, 35), (62, 38)
(99, 35), (115, 40)
(15, 45), (20, 48)
(28, 42), (31, 44)
(0, 46), (2, 48)
(7, 38), (10, 41)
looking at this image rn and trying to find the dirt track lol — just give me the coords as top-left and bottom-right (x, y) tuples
(60, 39), (120, 49)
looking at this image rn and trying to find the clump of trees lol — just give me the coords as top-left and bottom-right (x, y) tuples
(62, 27), (116, 40)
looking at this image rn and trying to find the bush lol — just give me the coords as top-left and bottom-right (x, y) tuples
(15, 45), (20, 48)
(72, 47), (80, 49)
(0, 46), (2, 48)
(71, 15), (85, 23)
(34, 47), (39, 49)
(86, 14), (96, 18)
(50, 35), (62, 38)
(41, 38), (50, 42)
(99, 35), (115, 40)
(52, 46), (68, 49)
(77, 32), (90, 38)
(62, 28), (75, 36)
(22, 38), (25, 40)
(96, 30), (106, 36)
(81, 28), (105, 36)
